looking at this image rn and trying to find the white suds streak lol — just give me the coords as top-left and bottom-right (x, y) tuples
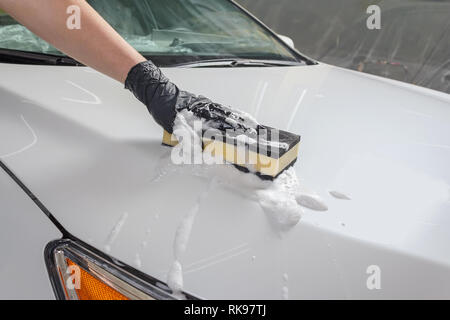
(104, 212), (129, 253)
(134, 253), (142, 268)
(296, 193), (328, 211)
(0, 115), (37, 159)
(134, 228), (151, 268)
(167, 260), (183, 296)
(167, 178), (217, 298)
(286, 89), (307, 131)
(329, 190), (352, 200)
(62, 80), (102, 104)
(167, 203), (200, 298)
(282, 273), (289, 300)
(173, 203), (200, 258)
(282, 286), (289, 300)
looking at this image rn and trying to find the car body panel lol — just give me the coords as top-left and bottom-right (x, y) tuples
(0, 164), (61, 299)
(0, 62), (449, 299)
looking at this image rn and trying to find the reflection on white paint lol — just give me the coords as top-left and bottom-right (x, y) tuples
(62, 80), (102, 104)
(0, 115), (37, 159)
(83, 68), (100, 74)
(415, 143), (450, 150)
(402, 108), (433, 119)
(183, 243), (249, 271)
(252, 81), (268, 119)
(286, 89), (307, 130)
(184, 247), (250, 275)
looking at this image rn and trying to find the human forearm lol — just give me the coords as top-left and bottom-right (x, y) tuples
(0, 0), (253, 134)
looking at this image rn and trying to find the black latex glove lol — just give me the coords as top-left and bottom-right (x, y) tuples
(125, 60), (259, 134)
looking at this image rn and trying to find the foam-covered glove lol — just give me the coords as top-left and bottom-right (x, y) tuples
(125, 60), (259, 134)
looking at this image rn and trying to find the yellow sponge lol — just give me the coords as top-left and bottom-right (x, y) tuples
(162, 127), (301, 180)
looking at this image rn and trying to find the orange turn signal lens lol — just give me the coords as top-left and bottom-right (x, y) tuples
(45, 239), (185, 300)
(66, 259), (128, 300)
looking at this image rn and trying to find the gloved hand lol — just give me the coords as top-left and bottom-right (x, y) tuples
(125, 60), (259, 135)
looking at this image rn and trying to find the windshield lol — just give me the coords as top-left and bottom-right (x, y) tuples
(0, 0), (303, 66)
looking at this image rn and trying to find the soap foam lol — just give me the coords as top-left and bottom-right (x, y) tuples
(296, 193), (328, 211)
(329, 190), (352, 200)
(257, 168), (303, 230)
(167, 260), (184, 299)
(167, 176), (217, 298)
(161, 111), (332, 232)
(104, 212), (128, 253)
(160, 112), (332, 296)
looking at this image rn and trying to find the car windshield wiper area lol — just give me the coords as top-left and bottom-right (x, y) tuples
(0, 49), (82, 66)
(173, 58), (304, 68)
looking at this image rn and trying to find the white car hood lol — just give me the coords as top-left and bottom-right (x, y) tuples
(1, 62), (450, 299)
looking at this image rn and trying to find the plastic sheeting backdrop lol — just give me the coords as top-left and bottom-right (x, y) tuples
(239, 0), (450, 94)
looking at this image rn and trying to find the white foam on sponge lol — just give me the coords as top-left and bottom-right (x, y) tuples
(176, 108), (289, 155)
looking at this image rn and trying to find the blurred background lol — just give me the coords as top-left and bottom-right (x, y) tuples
(238, 0), (450, 94)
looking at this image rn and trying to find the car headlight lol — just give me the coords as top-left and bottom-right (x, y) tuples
(45, 239), (192, 300)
